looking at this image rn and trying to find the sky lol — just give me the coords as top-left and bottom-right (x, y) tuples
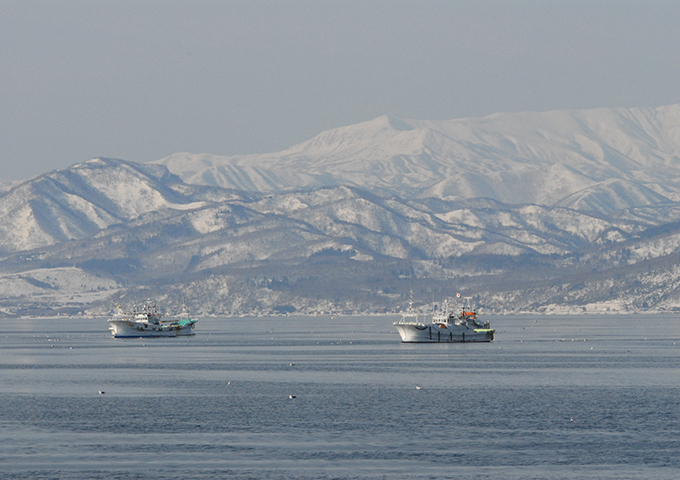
(1, 1), (679, 181)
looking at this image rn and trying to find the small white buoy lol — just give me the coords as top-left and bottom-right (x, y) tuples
(415, 386), (422, 390)
(289, 395), (296, 399)
(289, 363), (295, 366)
(227, 381), (231, 385)
(98, 390), (105, 395)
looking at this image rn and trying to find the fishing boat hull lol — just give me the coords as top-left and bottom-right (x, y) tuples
(108, 319), (196, 338)
(394, 322), (494, 343)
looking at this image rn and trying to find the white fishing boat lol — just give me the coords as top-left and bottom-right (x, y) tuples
(108, 299), (196, 338)
(393, 296), (494, 343)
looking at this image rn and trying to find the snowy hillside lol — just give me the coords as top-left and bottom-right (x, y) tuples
(154, 104), (680, 214)
(2, 163), (680, 316)
(5, 105), (680, 315)
(0, 158), (229, 254)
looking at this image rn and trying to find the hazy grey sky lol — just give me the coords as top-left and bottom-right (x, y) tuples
(1, 1), (679, 180)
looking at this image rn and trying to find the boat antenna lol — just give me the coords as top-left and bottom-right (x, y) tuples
(181, 295), (188, 318)
(431, 290), (436, 313)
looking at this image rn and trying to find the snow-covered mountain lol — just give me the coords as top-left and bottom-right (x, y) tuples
(0, 156), (675, 316)
(154, 104), (680, 214)
(0, 160), (645, 269)
(4, 105), (680, 316)
(0, 158), (245, 255)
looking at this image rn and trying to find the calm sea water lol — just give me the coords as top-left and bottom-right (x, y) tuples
(1, 313), (680, 479)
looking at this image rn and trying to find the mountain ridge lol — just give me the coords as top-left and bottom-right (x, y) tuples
(0, 157), (675, 316)
(153, 104), (680, 213)
(3, 105), (680, 315)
